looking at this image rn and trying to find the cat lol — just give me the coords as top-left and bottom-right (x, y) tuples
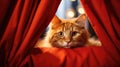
(35, 14), (101, 48)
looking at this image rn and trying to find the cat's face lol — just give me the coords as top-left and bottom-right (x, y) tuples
(48, 14), (89, 48)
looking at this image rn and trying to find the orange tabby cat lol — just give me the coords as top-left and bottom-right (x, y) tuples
(35, 14), (101, 48)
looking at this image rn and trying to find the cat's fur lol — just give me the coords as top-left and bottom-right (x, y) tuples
(35, 14), (101, 48)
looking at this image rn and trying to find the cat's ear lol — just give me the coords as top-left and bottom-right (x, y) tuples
(76, 14), (87, 27)
(51, 15), (61, 29)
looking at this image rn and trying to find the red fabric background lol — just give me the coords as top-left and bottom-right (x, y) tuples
(0, 0), (61, 67)
(0, 0), (120, 67)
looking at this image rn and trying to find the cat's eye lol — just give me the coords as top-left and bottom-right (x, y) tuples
(72, 31), (77, 36)
(58, 31), (64, 37)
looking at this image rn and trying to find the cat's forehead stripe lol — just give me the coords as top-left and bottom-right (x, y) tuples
(61, 18), (77, 23)
(62, 22), (73, 31)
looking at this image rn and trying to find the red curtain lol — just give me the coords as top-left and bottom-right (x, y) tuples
(0, 0), (120, 67)
(0, 0), (61, 67)
(81, 0), (120, 52)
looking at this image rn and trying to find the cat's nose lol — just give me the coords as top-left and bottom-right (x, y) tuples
(65, 39), (71, 43)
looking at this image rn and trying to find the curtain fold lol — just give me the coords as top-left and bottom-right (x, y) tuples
(0, 0), (61, 66)
(80, 0), (120, 53)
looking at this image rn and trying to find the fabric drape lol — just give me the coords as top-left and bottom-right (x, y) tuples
(0, 0), (61, 67)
